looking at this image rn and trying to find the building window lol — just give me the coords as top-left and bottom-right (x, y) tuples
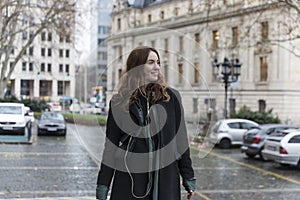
(232, 27), (238, 47)
(58, 81), (63, 95)
(41, 48), (45, 56)
(193, 98), (198, 114)
(118, 46), (122, 61)
(65, 64), (69, 73)
(195, 33), (200, 49)
(261, 21), (269, 42)
(148, 14), (152, 23)
(66, 34), (71, 43)
(260, 56), (268, 82)
(258, 99), (266, 112)
(29, 46), (34, 56)
(29, 31), (33, 39)
(66, 49), (69, 58)
(229, 98), (236, 116)
(151, 40), (155, 48)
(59, 49), (63, 57)
(59, 34), (64, 43)
(118, 69), (122, 79)
(41, 32), (46, 41)
(160, 11), (164, 20)
(179, 36), (184, 52)
(48, 32), (52, 41)
(41, 63), (45, 72)
(22, 31), (27, 40)
(98, 39), (106, 46)
(212, 30), (219, 49)
(22, 62), (26, 71)
(164, 38), (169, 53)
(59, 64), (63, 72)
(117, 18), (121, 30)
(21, 80), (30, 96)
(194, 62), (200, 84)
(178, 63), (183, 84)
(47, 63), (51, 72)
(29, 62), (33, 71)
(174, 7), (179, 16)
(48, 48), (52, 57)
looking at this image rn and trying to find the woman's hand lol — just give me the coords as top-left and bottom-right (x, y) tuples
(187, 190), (195, 199)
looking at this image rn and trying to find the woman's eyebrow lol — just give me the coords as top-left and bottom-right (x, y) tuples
(147, 59), (159, 62)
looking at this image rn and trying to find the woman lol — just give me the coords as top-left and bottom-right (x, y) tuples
(96, 46), (196, 200)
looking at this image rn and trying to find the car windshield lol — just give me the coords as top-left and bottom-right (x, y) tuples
(269, 129), (298, 137)
(0, 106), (22, 114)
(41, 112), (64, 121)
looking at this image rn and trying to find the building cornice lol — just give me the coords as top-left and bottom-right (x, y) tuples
(108, 1), (285, 42)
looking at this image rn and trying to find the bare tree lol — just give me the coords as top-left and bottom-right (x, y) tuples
(280, 0), (300, 13)
(0, 0), (76, 98)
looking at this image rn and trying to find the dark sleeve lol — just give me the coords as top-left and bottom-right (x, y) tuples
(172, 89), (195, 180)
(97, 101), (122, 186)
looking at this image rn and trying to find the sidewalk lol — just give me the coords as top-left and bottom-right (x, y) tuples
(7, 197), (94, 200)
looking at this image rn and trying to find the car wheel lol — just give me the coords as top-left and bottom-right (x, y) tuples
(297, 159), (300, 170)
(37, 128), (41, 136)
(219, 138), (231, 148)
(246, 152), (255, 158)
(62, 129), (67, 136)
(259, 150), (267, 161)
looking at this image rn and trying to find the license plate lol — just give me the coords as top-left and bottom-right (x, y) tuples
(267, 146), (276, 151)
(3, 126), (13, 130)
(47, 128), (57, 131)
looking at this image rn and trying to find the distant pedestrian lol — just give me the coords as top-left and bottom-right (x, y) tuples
(96, 46), (196, 200)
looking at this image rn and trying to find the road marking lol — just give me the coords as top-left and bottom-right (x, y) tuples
(194, 190), (212, 200)
(0, 166), (98, 170)
(0, 190), (94, 197)
(0, 152), (88, 155)
(201, 187), (300, 193)
(193, 147), (300, 185)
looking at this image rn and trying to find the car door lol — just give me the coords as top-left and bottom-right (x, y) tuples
(233, 122), (253, 144)
(227, 122), (244, 144)
(287, 135), (300, 164)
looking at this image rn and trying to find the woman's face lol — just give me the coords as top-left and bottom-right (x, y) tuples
(144, 51), (160, 82)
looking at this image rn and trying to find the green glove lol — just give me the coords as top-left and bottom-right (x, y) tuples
(96, 185), (109, 200)
(183, 177), (196, 192)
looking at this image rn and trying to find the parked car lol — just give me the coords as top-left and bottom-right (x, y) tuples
(209, 118), (259, 148)
(262, 129), (300, 168)
(69, 103), (81, 113)
(37, 111), (67, 136)
(81, 103), (105, 115)
(0, 102), (31, 135)
(46, 102), (62, 112)
(241, 124), (298, 160)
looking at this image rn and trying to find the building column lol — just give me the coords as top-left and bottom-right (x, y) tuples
(52, 79), (58, 98)
(14, 78), (21, 99)
(33, 78), (39, 98)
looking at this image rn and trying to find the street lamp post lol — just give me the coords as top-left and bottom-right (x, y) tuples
(212, 57), (242, 119)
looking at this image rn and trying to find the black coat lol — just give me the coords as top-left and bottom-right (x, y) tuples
(97, 88), (194, 200)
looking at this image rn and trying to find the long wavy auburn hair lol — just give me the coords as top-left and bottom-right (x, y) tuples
(114, 46), (170, 107)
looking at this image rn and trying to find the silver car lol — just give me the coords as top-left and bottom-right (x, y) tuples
(241, 124), (298, 160)
(262, 129), (300, 168)
(209, 118), (259, 148)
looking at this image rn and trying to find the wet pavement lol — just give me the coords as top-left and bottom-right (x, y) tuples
(0, 122), (299, 200)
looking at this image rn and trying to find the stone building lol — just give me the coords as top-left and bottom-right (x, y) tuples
(106, 0), (300, 124)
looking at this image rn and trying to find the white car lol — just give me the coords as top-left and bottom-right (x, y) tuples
(262, 129), (300, 168)
(209, 118), (259, 148)
(0, 103), (32, 135)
